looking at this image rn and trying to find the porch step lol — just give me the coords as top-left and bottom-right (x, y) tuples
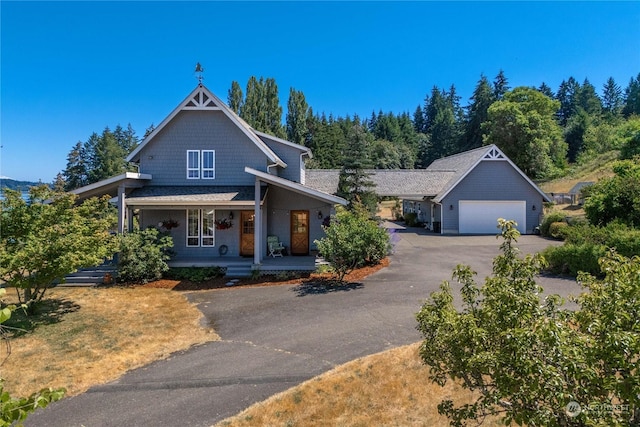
(60, 265), (117, 287)
(224, 265), (253, 278)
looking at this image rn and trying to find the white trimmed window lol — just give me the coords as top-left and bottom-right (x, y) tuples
(187, 209), (215, 247)
(187, 150), (215, 179)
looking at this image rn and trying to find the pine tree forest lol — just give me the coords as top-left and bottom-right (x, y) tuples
(60, 71), (640, 190)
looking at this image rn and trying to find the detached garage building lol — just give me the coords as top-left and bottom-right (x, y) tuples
(306, 144), (550, 235)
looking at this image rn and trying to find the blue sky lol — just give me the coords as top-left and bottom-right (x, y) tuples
(1, 1), (639, 182)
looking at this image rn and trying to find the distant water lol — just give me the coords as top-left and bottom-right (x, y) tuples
(0, 191), (30, 202)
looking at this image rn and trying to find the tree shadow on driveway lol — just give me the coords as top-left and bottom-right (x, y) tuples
(291, 278), (364, 297)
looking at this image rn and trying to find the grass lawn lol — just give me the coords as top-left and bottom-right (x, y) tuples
(216, 343), (502, 427)
(1, 286), (218, 397)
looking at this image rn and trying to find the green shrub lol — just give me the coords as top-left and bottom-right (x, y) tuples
(165, 267), (225, 282)
(542, 243), (607, 276)
(315, 205), (391, 282)
(404, 212), (418, 227)
(548, 222), (569, 240)
(117, 228), (174, 284)
(539, 211), (566, 237)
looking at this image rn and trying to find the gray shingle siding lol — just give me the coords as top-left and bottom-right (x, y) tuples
(137, 110), (268, 186)
(266, 185), (332, 252)
(441, 161), (544, 234)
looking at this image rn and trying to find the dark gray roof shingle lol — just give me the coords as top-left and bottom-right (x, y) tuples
(127, 186), (266, 203)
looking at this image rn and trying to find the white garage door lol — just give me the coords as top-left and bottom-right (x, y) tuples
(459, 201), (526, 234)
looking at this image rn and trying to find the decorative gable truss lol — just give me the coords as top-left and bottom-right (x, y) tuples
(483, 146), (506, 160)
(183, 88), (221, 110)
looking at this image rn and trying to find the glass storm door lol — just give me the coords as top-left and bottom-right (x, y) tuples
(290, 210), (309, 255)
(240, 210), (255, 256)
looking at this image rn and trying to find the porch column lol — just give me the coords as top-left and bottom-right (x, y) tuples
(253, 177), (262, 265)
(117, 184), (126, 234)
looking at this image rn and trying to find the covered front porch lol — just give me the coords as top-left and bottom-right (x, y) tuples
(168, 253), (324, 277)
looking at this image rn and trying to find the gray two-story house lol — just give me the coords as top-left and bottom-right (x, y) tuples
(72, 83), (346, 271)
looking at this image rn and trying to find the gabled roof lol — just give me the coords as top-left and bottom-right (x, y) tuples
(429, 144), (551, 203)
(304, 169), (455, 198)
(126, 84), (286, 167)
(255, 130), (312, 158)
(305, 145), (551, 203)
(245, 167), (347, 206)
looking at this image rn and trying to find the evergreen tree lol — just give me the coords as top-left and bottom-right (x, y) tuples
(88, 128), (128, 183)
(576, 78), (602, 116)
(564, 108), (590, 162)
(413, 105), (426, 134)
(52, 173), (66, 192)
(492, 69), (510, 100)
(423, 86), (463, 162)
(286, 87), (310, 146)
(464, 74), (494, 150)
(602, 77), (623, 118)
(556, 77), (580, 126)
(63, 141), (89, 191)
(113, 124), (139, 154)
(537, 82), (555, 99)
(264, 77), (285, 138)
(227, 80), (243, 114)
(337, 124), (377, 215)
(623, 73), (640, 117)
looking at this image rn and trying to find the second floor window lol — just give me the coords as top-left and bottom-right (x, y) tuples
(187, 150), (215, 179)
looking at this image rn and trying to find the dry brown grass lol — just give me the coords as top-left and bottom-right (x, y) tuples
(215, 343), (502, 427)
(1, 286), (218, 397)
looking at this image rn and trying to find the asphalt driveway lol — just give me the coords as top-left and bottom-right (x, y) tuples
(27, 227), (581, 427)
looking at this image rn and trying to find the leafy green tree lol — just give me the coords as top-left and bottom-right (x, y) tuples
(0, 186), (117, 312)
(416, 219), (640, 427)
(88, 128), (128, 183)
(286, 87), (311, 146)
(622, 73), (640, 117)
(314, 205), (390, 282)
(239, 76), (285, 138)
(483, 87), (567, 178)
(227, 80), (243, 114)
(583, 159), (640, 227)
(371, 139), (401, 169)
(117, 227), (174, 284)
(337, 124), (377, 215)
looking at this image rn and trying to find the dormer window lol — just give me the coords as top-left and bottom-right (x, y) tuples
(187, 150), (215, 179)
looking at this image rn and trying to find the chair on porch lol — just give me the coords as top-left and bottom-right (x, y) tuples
(267, 236), (285, 257)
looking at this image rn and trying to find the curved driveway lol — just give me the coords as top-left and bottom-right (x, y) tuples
(27, 227), (580, 427)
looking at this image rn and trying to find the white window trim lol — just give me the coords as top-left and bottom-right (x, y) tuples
(187, 150), (216, 180)
(202, 150), (215, 179)
(186, 209), (215, 247)
(187, 150), (200, 179)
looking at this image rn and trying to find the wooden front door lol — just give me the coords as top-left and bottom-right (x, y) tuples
(290, 210), (309, 255)
(240, 211), (255, 256)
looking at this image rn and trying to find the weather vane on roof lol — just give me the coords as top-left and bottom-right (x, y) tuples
(195, 62), (204, 84)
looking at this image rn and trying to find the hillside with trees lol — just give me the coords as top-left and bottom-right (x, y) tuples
(58, 71), (640, 192)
